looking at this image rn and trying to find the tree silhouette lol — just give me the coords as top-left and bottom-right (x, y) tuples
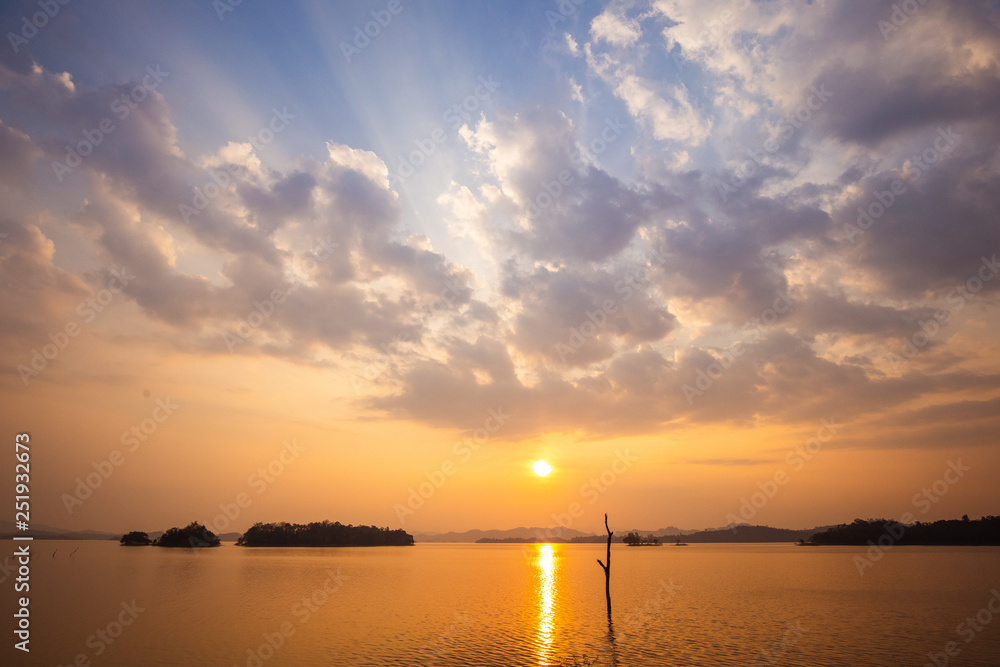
(596, 513), (613, 616)
(236, 521), (413, 547)
(153, 522), (221, 548)
(120, 531), (151, 546)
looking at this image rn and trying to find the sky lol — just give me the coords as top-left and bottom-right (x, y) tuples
(1, 0), (999, 536)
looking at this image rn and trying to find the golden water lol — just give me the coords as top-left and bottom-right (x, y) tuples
(4, 541), (999, 665)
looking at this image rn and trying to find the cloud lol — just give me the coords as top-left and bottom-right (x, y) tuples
(507, 262), (676, 367)
(584, 42), (712, 145)
(3, 6), (1000, 450)
(0, 53), (492, 370)
(460, 107), (667, 262)
(836, 146), (1000, 297)
(590, 7), (642, 47)
(0, 219), (90, 361)
(0, 119), (41, 190)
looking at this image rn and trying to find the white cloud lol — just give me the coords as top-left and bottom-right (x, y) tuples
(590, 8), (642, 47)
(613, 73), (711, 144)
(326, 142), (391, 191)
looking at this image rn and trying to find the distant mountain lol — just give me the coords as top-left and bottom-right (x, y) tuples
(0, 521), (838, 544)
(0, 520), (70, 534)
(0, 520), (118, 541)
(654, 525), (731, 536)
(550, 524), (828, 544)
(678, 524), (829, 543)
(414, 526), (594, 543)
(418, 524), (836, 543)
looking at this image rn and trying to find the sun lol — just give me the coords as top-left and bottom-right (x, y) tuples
(532, 460), (553, 477)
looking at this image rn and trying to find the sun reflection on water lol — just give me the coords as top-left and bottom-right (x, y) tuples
(536, 543), (556, 665)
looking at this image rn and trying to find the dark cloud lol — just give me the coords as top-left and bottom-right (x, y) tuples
(508, 263), (675, 366)
(369, 324), (1000, 440)
(790, 289), (941, 339)
(0, 120), (40, 189)
(238, 170), (317, 234)
(815, 2), (1000, 146)
(837, 147), (1000, 296)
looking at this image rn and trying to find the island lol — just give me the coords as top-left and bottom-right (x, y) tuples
(119, 531), (152, 546)
(806, 516), (1000, 546)
(154, 522), (221, 548)
(623, 532), (661, 547)
(236, 521), (413, 547)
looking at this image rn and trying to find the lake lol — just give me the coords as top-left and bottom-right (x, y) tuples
(5, 541), (1000, 665)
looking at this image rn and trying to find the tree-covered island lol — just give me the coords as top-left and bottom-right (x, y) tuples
(120, 522), (221, 547)
(806, 516), (1000, 545)
(236, 521), (414, 547)
(154, 522), (222, 548)
(120, 531), (152, 546)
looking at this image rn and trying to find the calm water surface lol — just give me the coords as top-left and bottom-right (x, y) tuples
(4, 541), (999, 666)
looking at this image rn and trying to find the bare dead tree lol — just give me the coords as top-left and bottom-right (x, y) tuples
(596, 513), (613, 616)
